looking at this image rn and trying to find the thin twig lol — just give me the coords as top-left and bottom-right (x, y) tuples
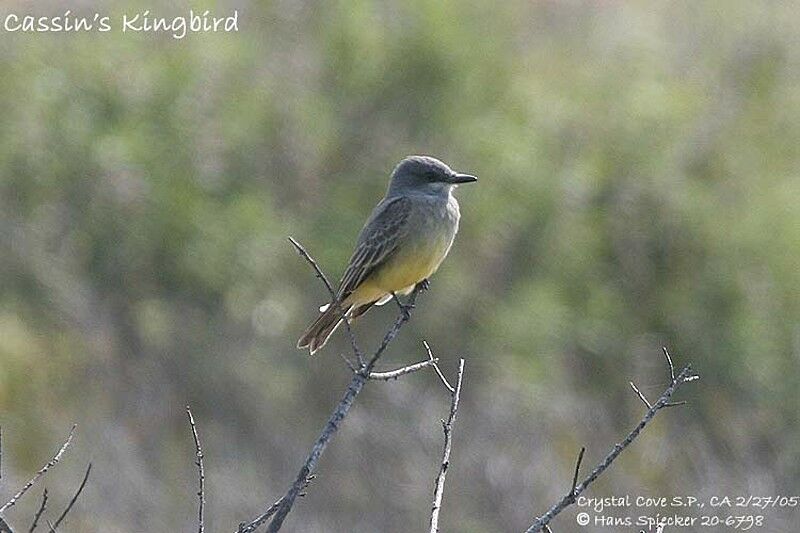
(28, 489), (48, 533)
(186, 407), (205, 533)
(50, 464), (91, 531)
(570, 447), (585, 496)
(423, 341), (454, 393)
(429, 359), (465, 533)
(0, 426), (76, 515)
(368, 358), (438, 380)
(629, 381), (652, 409)
(339, 354), (358, 373)
(286, 238), (335, 297)
(662, 346), (676, 383)
(288, 237), (364, 366)
(524, 362), (697, 533)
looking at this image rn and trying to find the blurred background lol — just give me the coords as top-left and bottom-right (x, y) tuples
(1, 1), (798, 531)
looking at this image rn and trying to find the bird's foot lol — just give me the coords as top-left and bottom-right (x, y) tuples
(416, 278), (431, 292)
(391, 292), (415, 320)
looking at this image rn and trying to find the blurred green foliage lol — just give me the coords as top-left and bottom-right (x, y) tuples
(0, 1), (798, 531)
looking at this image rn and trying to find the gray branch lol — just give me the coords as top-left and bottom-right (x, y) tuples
(429, 358), (465, 533)
(237, 239), (424, 532)
(524, 349), (699, 533)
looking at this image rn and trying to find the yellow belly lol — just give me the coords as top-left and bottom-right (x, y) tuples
(347, 241), (449, 306)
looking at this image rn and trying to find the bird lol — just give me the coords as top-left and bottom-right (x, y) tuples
(297, 155), (477, 355)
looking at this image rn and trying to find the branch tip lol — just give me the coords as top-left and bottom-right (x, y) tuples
(570, 447), (586, 497)
(186, 406), (205, 533)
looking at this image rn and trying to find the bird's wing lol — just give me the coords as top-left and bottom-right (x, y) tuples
(336, 196), (412, 301)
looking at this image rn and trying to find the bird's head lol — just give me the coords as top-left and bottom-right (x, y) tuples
(387, 155), (477, 197)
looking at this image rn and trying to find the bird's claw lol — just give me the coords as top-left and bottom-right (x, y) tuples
(416, 278), (431, 292)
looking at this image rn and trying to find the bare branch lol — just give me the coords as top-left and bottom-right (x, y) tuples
(368, 358), (438, 380)
(239, 242), (424, 533)
(429, 359), (465, 533)
(524, 361), (698, 533)
(263, 288), (421, 533)
(423, 341), (454, 394)
(50, 464), (91, 531)
(0, 425), (76, 515)
(28, 489), (48, 533)
(186, 407), (205, 533)
(288, 237), (364, 365)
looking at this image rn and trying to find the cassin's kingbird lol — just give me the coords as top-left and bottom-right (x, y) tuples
(297, 155), (477, 354)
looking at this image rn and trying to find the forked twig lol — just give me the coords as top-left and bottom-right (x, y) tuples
(424, 341), (454, 394)
(630, 346), (691, 409)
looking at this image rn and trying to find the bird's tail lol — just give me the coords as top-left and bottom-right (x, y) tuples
(297, 304), (350, 355)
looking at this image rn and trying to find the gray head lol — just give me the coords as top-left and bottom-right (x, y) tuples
(387, 155), (477, 197)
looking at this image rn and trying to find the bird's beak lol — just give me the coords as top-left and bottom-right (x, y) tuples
(449, 173), (478, 184)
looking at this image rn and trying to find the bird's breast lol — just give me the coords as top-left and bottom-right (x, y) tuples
(368, 195), (459, 293)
